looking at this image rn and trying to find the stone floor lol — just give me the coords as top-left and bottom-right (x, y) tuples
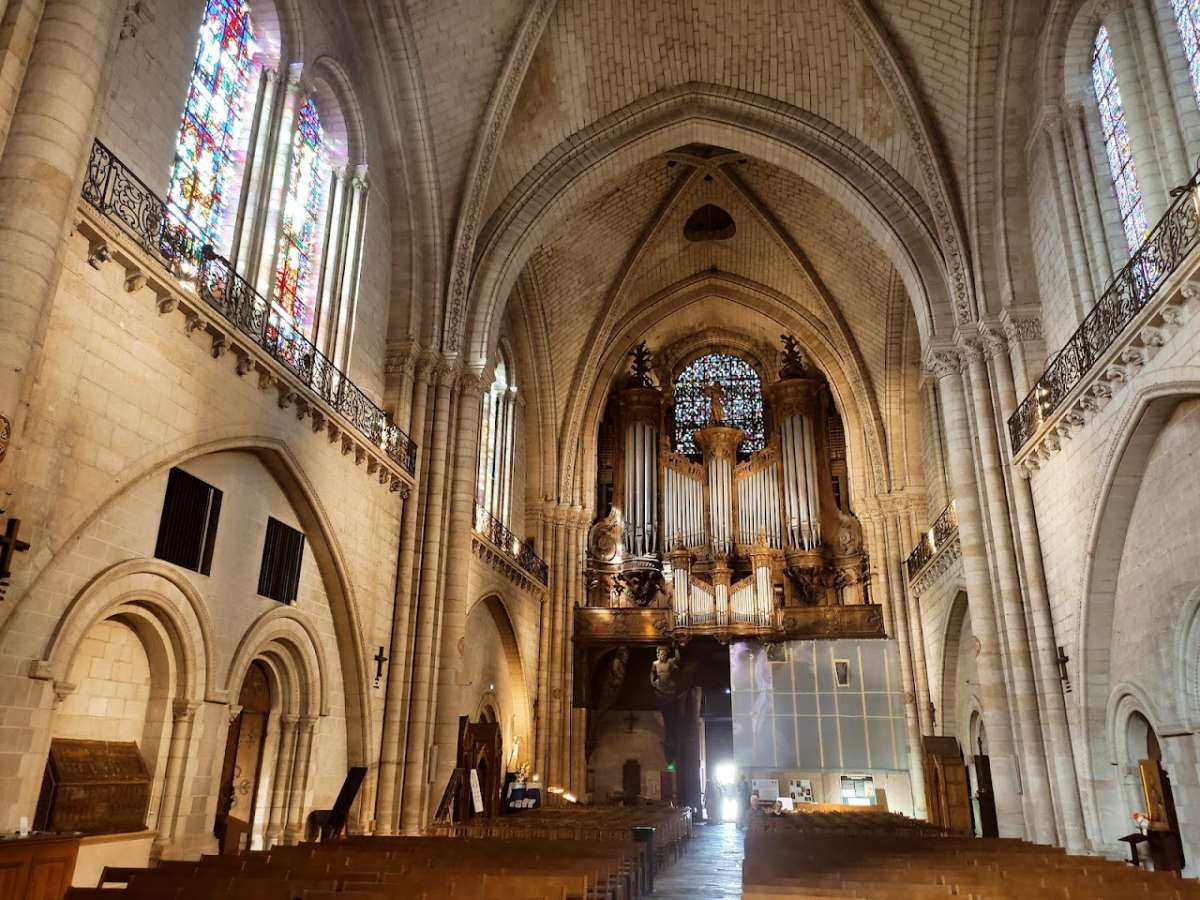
(653, 821), (744, 898)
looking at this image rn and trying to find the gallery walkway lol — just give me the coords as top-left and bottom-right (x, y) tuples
(653, 820), (744, 898)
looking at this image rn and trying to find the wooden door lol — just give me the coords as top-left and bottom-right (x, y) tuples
(973, 754), (999, 838)
(921, 736), (972, 834)
(1140, 758), (1185, 873)
(623, 759), (642, 799)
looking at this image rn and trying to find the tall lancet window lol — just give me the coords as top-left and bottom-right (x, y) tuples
(1172, 0), (1200, 109)
(477, 357), (517, 528)
(672, 353), (765, 458)
(272, 96), (330, 338)
(167, 0), (261, 249)
(1092, 25), (1149, 253)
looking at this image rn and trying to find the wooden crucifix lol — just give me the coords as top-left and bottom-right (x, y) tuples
(373, 645), (389, 687)
(0, 519), (30, 581)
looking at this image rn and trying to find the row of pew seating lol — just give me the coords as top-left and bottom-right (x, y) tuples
(742, 807), (1200, 899)
(64, 804), (691, 900)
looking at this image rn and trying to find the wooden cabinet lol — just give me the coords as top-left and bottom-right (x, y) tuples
(0, 834), (80, 900)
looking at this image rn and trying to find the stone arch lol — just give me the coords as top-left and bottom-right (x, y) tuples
(560, 275), (891, 508)
(309, 56), (368, 167)
(1077, 376), (1200, 846)
(17, 433), (374, 770)
(466, 593), (533, 767)
(226, 606), (330, 719)
(31, 558), (214, 705)
(461, 84), (959, 363)
(939, 590), (971, 738)
(1177, 585), (1200, 731)
(1106, 684), (1166, 768)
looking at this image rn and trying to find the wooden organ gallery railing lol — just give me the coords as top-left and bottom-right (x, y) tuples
(580, 338), (884, 647)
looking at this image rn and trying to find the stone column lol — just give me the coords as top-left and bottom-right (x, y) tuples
(375, 351), (433, 834)
(0, 0), (44, 152)
(399, 359), (456, 835)
(0, 0), (124, 493)
(1064, 104), (1118, 293)
(963, 337), (1056, 843)
(559, 514), (581, 789)
(429, 369), (485, 815)
(534, 570), (552, 780)
(1046, 115), (1100, 315)
(988, 330), (1090, 852)
(546, 513), (567, 787)
(265, 715), (297, 847)
(896, 509), (934, 734)
(926, 349), (1025, 836)
(882, 512), (928, 820)
(151, 700), (199, 858)
(283, 717), (317, 844)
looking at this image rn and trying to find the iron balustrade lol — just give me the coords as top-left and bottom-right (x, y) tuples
(1008, 174), (1200, 454)
(474, 505), (549, 585)
(905, 501), (958, 581)
(81, 140), (417, 475)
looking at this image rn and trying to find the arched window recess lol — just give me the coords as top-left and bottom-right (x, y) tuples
(250, 68), (368, 372)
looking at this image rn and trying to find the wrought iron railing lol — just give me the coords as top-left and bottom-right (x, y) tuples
(81, 140), (416, 475)
(905, 501), (958, 581)
(1008, 176), (1200, 453)
(474, 505), (549, 584)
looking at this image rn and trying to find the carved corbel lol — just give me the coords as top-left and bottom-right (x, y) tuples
(124, 269), (147, 293)
(341, 434), (354, 456)
(276, 386), (296, 410)
(354, 445), (367, 466)
(257, 366), (276, 392)
(366, 456), (379, 475)
(1159, 305), (1186, 327)
(327, 421), (341, 443)
(182, 311), (202, 335)
(1119, 346), (1148, 368)
(235, 351), (253, 376)
(87, 238), (110, 269)
(1103, 363), (1128, 384)
(157, 295), (178, 315)
(310, 410), (326, 433)
(210, 331), (228, 358)
(1138, 326), (1165, 348)
(294, 398), (311, 421)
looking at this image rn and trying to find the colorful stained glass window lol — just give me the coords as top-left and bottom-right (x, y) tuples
(1172, 0), (1200, 109)
(167, 0), (259, 249)
(1092, 25), (1149, 254)
(673, 353), (765, 457)
(272, 96), (330, 336)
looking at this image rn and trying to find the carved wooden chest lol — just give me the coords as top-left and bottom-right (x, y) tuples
(34, 739), (151, 835)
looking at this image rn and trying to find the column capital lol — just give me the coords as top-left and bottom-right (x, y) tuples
(923, 348), (962, 381)
(978, 324), (1009, 359)
(458, 368), (486, 398)
(433, 357), (460, 388)
(385, 340), (421, 377)
(297, 715), (319, 732)
(172, 700), (200, 723)
(279, 714), (299, 730)
(1001, 307), (1043, 345)
(957, 338), (985, 368)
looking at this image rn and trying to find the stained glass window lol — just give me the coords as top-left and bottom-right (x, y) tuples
(272, 96), (330, 336)
(167, 0), (260, 250)
(1172, 0), (1200, 109)
(672, 353), (765, 457)
(1092, 25), (1149, 254)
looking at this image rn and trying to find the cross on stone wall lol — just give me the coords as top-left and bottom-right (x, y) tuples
(373, 645), (389, 687)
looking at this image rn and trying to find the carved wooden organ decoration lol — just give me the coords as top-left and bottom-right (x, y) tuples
(586, 338), (872, 639)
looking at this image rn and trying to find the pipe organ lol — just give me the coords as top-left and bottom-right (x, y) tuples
(585, 338), (874, 641)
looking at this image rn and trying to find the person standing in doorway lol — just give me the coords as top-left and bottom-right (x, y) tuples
(736, 775), (751, 829)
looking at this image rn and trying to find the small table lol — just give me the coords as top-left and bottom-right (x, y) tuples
(1118, 831), (1149, 867)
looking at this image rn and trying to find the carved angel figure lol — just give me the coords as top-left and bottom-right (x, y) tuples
(649, 644), (682, 698)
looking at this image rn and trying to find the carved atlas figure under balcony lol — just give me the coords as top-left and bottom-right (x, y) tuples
(577, 337), (883, 648)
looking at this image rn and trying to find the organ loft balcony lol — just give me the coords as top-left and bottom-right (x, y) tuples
(574, 337), (886, 652)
